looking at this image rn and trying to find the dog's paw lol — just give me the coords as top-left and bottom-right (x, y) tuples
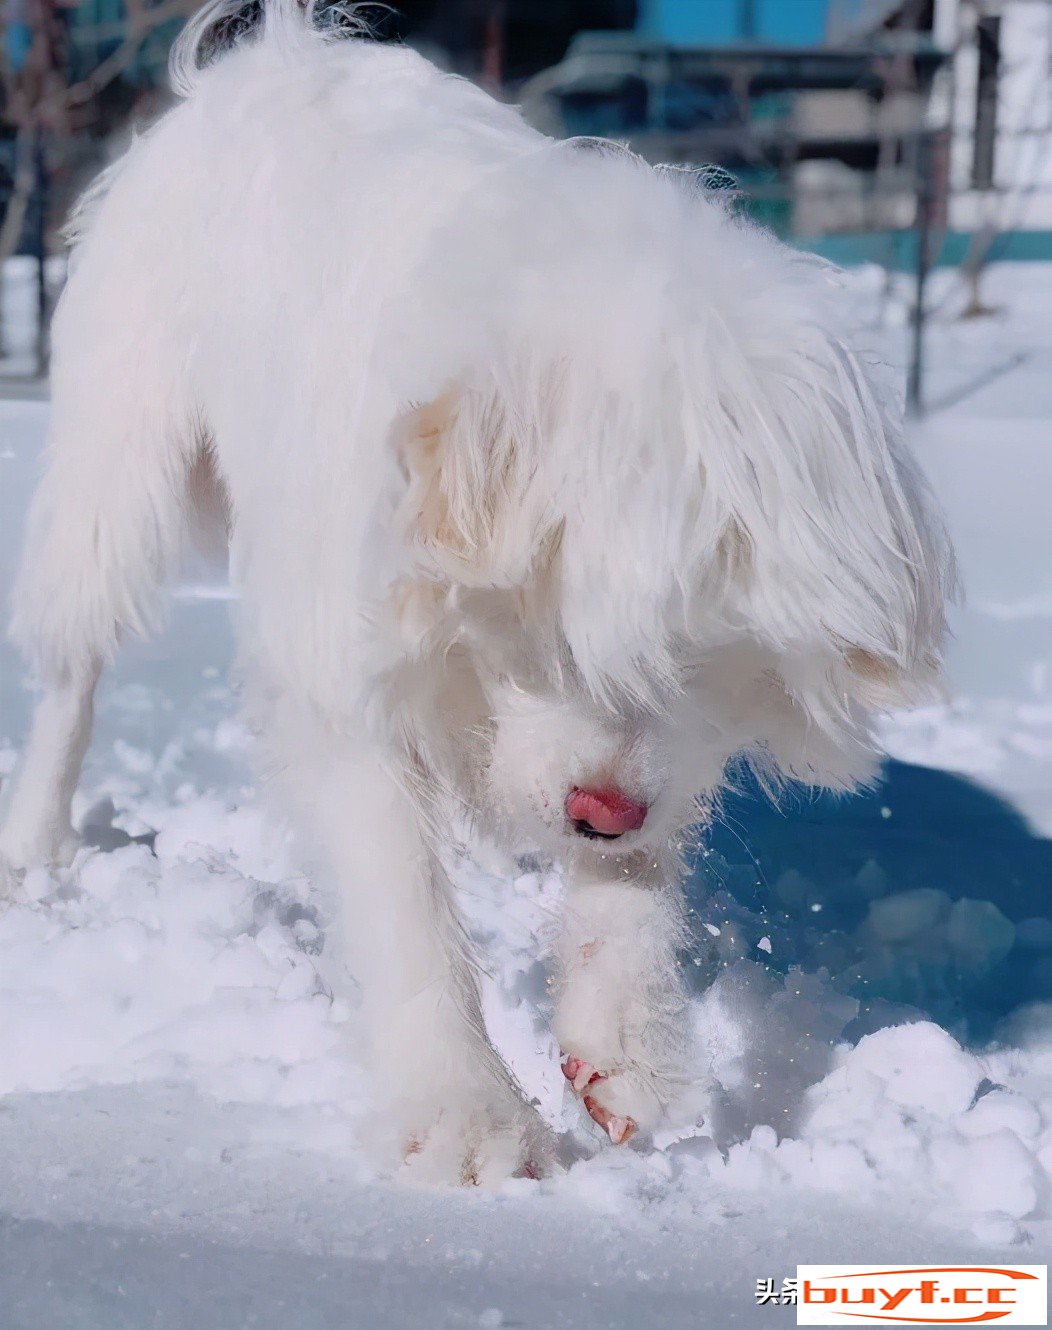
(561, 1053), (672, 1143)
(0, 831), (80, 909)
(0, 823), (80, 882)
(399, 1084), (553, 1187)
(556, 987), (688, 1143)
(554, 879), (690, 1144)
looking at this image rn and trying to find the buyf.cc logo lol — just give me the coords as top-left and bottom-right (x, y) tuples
(795, 1266), (1047, 1325)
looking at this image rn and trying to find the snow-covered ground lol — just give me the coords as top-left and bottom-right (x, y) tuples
(1, 260), (1050, 1328)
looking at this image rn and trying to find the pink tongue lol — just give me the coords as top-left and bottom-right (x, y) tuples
(565, 787), (647, 835)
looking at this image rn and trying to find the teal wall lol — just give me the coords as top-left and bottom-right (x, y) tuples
(796, 229), (1052, 269)
(639, 0), (831, 45)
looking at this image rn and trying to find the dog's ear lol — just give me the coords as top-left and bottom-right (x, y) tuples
(395, 383), (554, 588)
(395, 390), (465, 573)
(839, 644), (939, 708)
(696, 320), (953, 712)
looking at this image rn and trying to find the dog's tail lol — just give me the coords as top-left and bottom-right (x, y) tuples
(169, 0), (367, 98)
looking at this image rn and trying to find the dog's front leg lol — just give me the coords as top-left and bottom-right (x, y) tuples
(554, 858), (690, 1143)
(300, 740), (551, 1184)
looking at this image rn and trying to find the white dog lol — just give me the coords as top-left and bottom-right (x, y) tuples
(0, 0), (951, 1184)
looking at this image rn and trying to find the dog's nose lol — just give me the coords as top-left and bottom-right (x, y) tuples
(565, 786), (648, 839)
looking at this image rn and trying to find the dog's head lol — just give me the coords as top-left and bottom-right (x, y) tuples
(388, 143), (953, 865)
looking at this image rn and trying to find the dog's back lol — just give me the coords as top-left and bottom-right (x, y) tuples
(13, 7), (539, 711)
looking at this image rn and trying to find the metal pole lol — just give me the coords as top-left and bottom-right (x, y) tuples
(33, 131), (48, 379)
(907, 128), (933, 416)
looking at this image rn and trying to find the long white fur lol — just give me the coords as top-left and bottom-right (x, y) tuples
(0, 0), (952, 1184)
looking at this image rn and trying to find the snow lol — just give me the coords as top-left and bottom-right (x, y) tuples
(1, 260), (1051, 1327)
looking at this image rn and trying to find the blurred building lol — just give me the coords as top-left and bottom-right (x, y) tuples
(2, 0), (1050, 378)
(521, 0), (1052, 260)
(841, 0), (1052, 237)
(937, 0), (1052, 236)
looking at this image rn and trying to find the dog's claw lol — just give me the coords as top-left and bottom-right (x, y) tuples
(562, 1055), (635, 1142)
(561, 1056), (605, 1094)
(582, 1094), (636, 1144)
(561, 1055), (585, 1083)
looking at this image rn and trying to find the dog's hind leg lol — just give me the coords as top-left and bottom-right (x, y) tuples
(0, 664), (100, 885)
(1, 265), (201, 892)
